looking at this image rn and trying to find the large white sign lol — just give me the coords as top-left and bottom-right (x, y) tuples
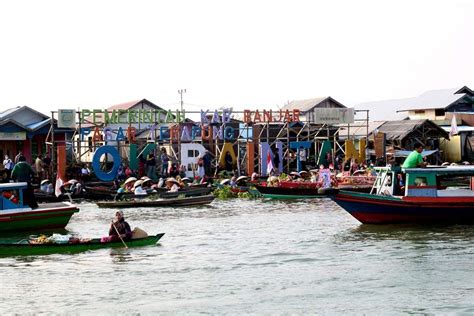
(58, 109), (76, 128)
(314, 108), (354, 124)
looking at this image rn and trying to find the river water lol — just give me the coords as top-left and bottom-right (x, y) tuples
(1, 198), (473, 314)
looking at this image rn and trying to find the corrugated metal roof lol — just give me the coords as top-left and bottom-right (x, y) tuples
(281, 96), (346, 112)
(356, 88), (466, 121)
(0, 106), (22, 119)
(107, 100), (144, 110)
(107, 98), (164, 111)
(374, 119), (449, 141)
(337, 120), (386, 139)
(281, 97), (327, 112)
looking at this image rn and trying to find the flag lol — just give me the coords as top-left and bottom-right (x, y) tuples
(266, 151), (274, 175)
(55, 174), (64, 197)
(450, 114), (458, 137)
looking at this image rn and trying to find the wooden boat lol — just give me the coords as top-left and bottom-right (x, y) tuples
(96, 194), (215, 208)
(1, 182), (79, 233)
(159, 186), (212, 199)
(332, 166), (474, 224)
(336, 173), (376, 193)
(0, 233), (165, 256)
(254, 183), (338, 199)
(86, 185), (212, 201)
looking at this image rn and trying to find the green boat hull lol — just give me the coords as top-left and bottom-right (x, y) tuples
(0, 207), (79, 233)
(0, 233), (165, 256)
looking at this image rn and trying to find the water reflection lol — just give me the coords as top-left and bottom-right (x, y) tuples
(337, 224), (474, 243)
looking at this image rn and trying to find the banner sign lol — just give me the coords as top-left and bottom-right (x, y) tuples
(314, 108), (354, 124)
(0, 132), (26, 140)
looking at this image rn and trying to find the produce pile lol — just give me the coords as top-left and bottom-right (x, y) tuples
(28, 234), (91, 245)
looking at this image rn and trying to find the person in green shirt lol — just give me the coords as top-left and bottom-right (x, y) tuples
(11, 155), (38, 209)
(402, 144), (428, 168)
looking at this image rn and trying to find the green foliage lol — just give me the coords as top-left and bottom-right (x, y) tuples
(213, 186), (237, 200)
(278, 173), (288, 180)
(237, 191), (255, 199)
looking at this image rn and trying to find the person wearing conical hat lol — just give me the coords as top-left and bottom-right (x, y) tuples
(133, 180), (147, 196)
(121, 177), (137, 193)
(140, 176), (151, 187)
(165, 178), (180, 192)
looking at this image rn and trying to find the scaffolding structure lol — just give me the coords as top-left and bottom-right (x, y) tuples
(45, 109), (370, 176)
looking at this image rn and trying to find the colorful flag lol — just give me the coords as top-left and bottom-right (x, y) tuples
(450, 114), (458, 137)
(55, 174), (64, 197)
(266, 151), (274, 175)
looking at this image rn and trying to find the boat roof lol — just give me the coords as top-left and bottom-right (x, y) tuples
(0, 182), (28, 190)
(402, 166), (474, 175)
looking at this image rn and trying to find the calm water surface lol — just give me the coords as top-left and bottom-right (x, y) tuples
(1, 198), (473, 314)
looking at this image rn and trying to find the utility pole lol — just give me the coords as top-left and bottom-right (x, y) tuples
(178, 89), (186, 113)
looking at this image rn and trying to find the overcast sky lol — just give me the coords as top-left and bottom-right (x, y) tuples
(0, 0), (472, 115)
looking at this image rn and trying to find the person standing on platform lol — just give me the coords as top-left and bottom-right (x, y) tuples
(11, 155), (38, 209)
(224, 151), (233, 172)
(14, 151), (22, 164)
(160, 147), (170, 177)
(42, 153), (51, 180)
(146, 153), (156, 179)
(203, 150), (213, 177)
(35, 155), (44, 179)
(298, 146), (307, 171)
(3, 155), (14, 180)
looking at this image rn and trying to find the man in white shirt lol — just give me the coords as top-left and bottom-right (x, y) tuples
(298, 147), (307, 170)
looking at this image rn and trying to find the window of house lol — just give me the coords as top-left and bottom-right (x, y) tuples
(435, 109), (445, 116)
(414, 110), (425, 114)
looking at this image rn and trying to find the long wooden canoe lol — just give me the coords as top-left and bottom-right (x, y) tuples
(96, 194), (215, 208)
(0, 233), (165, 256)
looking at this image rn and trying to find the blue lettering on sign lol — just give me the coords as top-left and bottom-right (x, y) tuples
(92, 145), (121, 181)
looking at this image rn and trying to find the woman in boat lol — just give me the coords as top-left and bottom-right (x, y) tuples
(107, 211), (132, 242)
(118, 177), (137, 193)
(165, 178), (180, 192)
(133, 180), (147, 196)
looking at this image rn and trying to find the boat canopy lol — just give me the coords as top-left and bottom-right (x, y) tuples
(402, 166), (474, 176)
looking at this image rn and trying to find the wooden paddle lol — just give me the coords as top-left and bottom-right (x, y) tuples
(112, 222), (128, 249)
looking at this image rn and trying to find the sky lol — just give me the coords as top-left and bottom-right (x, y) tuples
(0, 0), (472, 116)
